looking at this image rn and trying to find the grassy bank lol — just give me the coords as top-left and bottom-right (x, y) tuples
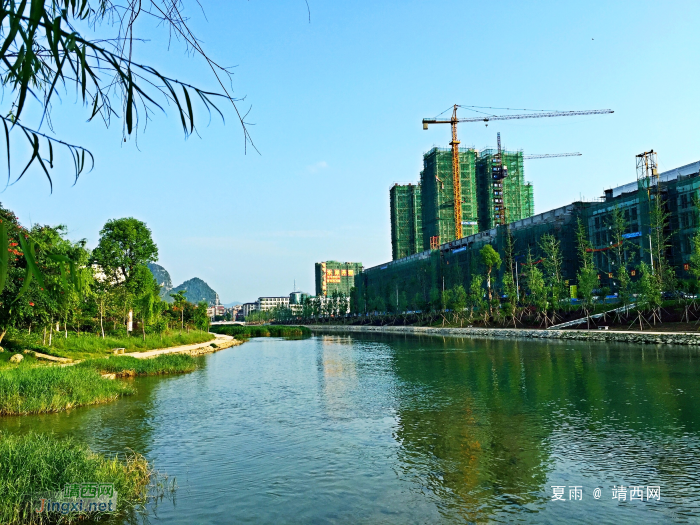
(78, 354), (198, 377)
(0, 367), (134, 415)
(4, 330), (215, 361)
(210, 325), (311, 339)
(0, 431), (151, 524)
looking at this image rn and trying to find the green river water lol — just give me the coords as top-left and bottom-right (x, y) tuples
(2, 333), (700, 524)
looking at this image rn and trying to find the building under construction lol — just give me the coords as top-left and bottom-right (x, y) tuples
(390, 146), (534, 260)
(390, 183), (423, 260)
(420, 147), (479, 251)
(358, 157), (700, 312)
(315, 261), (363, 297)
(476, 148), (534, 231)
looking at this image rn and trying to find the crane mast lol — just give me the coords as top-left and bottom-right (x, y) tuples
(449, 105), (463, 240)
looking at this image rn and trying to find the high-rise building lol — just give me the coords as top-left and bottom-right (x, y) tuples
(390, 183), (423, 260)
(315, 261), (363, 297)
(476, 149), (534, 231)
(420, 147), (478, 250)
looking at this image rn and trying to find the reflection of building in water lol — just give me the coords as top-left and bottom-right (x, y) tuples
(317, 336), (358, 417)
(390, 337), (551, 523)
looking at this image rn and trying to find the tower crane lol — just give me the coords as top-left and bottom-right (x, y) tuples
(422, 105), (613, 239)
(492, 132), (583, 226)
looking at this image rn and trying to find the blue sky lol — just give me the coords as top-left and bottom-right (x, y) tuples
(2, 0), (699, 302)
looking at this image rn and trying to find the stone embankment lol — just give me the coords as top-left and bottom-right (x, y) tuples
(306, 325), (700, 346)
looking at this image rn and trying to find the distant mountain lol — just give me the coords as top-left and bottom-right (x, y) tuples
(147, 263), (173, 300)
(171, 277), (218, 305)
(224, 301), (242, 307)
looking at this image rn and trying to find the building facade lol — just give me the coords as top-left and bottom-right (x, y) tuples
(315, 261), (363, 297)
(391, 147), (535, 259)
(420, 147), (479, 250)
(475, 149), (534, 231)
(390, 183), (423, 260)
(241, 302), (258, 318)
(257, 296), (290, 311)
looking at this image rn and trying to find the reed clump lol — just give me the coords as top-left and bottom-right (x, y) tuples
(0, 367), (134, 415)
(211, 325), (311, 339)
(0, 431), (152, 524)
(78, 354), (198, 377)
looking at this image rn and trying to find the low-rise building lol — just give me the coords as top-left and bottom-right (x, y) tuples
(257, 296), (290, 311)
(241, 302), (258, 318)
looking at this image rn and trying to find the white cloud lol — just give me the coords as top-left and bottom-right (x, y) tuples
(306, 161), (328, 174)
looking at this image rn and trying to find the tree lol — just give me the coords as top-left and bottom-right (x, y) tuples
(468, 274), (485, 321)
(92, 218), (158, 284)
(690, 230), (700, 290)
(524, 251), (548, 325)
(480, 244), (502, 316)
(648, 193), (676, 292)
(135, 290), (155, 342)
(575, 218), (598, 326)
(170, 290), (187, 333)
(0, 0), (253, 189)
(636, 262), (662, 329)
(447, 285), (467, 326)
(193, 301), (210, 332)
(539, 234), (565, 323)
(501, 270), (518, 328)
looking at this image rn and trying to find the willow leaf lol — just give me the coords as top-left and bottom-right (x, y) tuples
(0, 221), (8, 295)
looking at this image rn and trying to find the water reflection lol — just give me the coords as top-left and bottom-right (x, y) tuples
(381, 334), (700, 522)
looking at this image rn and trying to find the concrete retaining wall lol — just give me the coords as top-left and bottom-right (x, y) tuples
(305, 325), (700, 346)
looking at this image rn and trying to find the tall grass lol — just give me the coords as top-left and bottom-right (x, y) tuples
(47, 331), (214, 356)
(78, 354), (198, 377)
(6, 330), (215, 360)
(0, 367), (134, 415)
(0, 431), (152, 524)
(211, 325), (311, 339)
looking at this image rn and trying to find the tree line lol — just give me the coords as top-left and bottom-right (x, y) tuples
(0, 204), (209, 344)
(296, 200), (700, 329)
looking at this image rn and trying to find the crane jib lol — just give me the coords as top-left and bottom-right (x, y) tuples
(422, 109), (613, 125)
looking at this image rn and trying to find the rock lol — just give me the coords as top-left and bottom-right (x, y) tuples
(23, 349), (32, 354)
(0, 347), (4, 352)
(10, 353), (23, 363)
(112, 348), (125, 355)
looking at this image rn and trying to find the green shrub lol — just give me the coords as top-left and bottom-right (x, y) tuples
(210, 325), (311, 339)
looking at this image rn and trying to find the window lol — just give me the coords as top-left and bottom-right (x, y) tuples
(631, 207), (638, 220)
(595, 217), (600, 229)
(624, 209), (630, 221)
(596, 232), (601, 245)
(681, 194), (689, 209)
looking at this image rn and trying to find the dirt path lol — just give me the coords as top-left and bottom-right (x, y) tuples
(123, 333), (241, 359)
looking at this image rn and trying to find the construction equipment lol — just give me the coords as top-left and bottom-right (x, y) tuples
(524, 152), (582, 160)
(422, 106), (613, 239)
(491, 132), (583, 225)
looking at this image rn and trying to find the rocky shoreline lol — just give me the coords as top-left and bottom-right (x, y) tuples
(305, 325), (700, 346)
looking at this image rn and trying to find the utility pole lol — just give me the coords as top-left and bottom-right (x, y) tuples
(649, 234), (654, 275)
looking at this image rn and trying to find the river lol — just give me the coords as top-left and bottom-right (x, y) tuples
(3, 334), (700, 523)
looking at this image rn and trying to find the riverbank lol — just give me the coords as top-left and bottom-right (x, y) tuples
(210, 325), (311, 339)
(0, 333), (241, 416)
(306, 325), (700, 345)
